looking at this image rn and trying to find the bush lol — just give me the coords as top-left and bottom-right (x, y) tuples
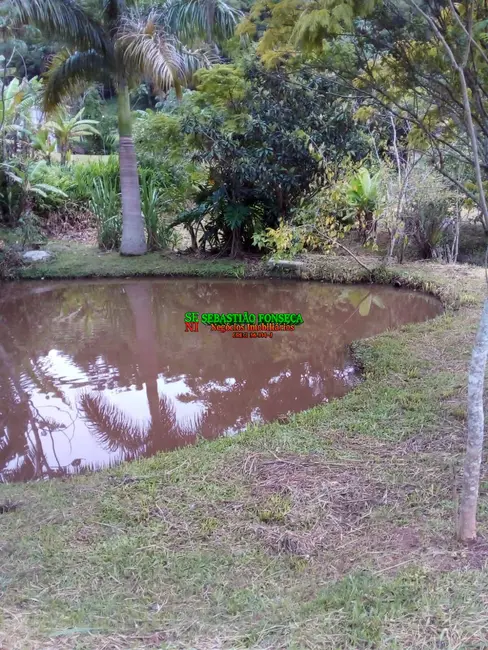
(168, 61), (370, 255)
(0, 246), (23, 279)
(29, 162), (75, 213)
(140, 170), (173, 250)
(70, 156), (120, 203)
(15, 211), (45, 249)
(377, 162), (462, 262)
(21, 158), (120, 217)
(134, 110), (204, 214)
(346, 167), (380, 242)
(81, 91), (119, 155)
(410, 193), (461, 261)
(4, 151), (191, 248)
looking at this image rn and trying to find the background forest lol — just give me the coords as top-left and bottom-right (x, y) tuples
(0, 0), (484, 266)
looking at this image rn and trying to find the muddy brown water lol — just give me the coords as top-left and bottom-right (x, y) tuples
(0, 278), (442, 482)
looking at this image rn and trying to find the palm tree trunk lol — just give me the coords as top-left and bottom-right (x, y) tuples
(125, 283), (184, 452)
(117, 83), (147, 256)
(125, 282), (161, 428)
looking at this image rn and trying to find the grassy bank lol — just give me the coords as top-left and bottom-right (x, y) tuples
(1, 255), (488, 649)
(15, 240), (247, 280)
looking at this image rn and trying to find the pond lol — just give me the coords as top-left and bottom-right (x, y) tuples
(0, 278), (442, 482)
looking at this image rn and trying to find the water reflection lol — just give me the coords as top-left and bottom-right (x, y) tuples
(0, 278), (442, 482)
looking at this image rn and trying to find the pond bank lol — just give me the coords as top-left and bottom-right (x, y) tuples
(1, 254), (487, 650)
(12, 238), (462, 306)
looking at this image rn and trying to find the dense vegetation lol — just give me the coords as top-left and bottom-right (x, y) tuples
(1, 0), (483, 265)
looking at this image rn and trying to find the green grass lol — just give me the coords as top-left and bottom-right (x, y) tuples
(1, 253), (488, 649)
(0, 230), (246, 280)
(15, 240), (246, 280)
(50, 153), (111, 164)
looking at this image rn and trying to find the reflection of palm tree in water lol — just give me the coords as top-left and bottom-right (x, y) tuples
(78, 283), (201, 457)
(80, 284), (384, 446)
(79, 391), (196, 459)
(0, 343), (71, 481)
(0, 280), (441, 480)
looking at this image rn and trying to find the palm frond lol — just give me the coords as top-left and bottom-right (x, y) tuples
(10, 0), (109, 54)
(43, 50), (112, 112)
(78, 391), (148, 453)
(157, 393), (179, 434)
(72, 127), (101, 139)
(179, 43), (217, 77)
(32, 183), (68, 196)
(164, 0), (242, 44)
(116, 11), (187, 92)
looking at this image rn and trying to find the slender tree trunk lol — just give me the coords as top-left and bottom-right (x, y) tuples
(458, 297), (488, 542)
(230, 227), (242, 258)
(60, 142), (67, 166)
(117, 83), (147, 256)
(189, 225), (198, 251)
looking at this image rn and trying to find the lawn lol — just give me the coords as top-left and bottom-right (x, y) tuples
(19, 240), (247, 280)
(1, 254), (488, 649)
(0, 232), (247, 280)
(50, 153), (112, 164)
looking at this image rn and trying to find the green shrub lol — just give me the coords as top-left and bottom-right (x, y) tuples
(90, 176), (122, 250)
(378, 163), (462, 262)
(15, 211), (45, 249)
(0, 246), (23, 279)
(70, 156), (120, 203)
(134, 109), (204, 214)
(29, 162), (75, 213)
(81, 91), (119, 155)
(346, 166), (380, 242)
(1, 160), (68, 225)
(22, 158), (120, 216)
(141, 170), (160, 250)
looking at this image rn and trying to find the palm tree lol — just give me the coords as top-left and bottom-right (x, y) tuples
(30, 127), (57, 164)
(45, 106), (100, 165)
(10, 0), (240, 255)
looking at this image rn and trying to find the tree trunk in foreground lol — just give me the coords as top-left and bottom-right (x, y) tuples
(117, 84), (147, 256)
(458, 297), (488, 542)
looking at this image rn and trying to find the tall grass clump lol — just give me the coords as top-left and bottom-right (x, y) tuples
(71, 156), (120, 204)
(140, 169), (175, 250)
(90, 176), (122, 250)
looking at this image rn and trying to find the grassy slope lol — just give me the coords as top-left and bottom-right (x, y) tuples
(1, 254), (488, 649)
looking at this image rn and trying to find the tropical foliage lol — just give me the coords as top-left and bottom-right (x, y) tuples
(44, 106), (100, 165)
(5, 0), (240, 254)
(0, 0), (480, 264)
